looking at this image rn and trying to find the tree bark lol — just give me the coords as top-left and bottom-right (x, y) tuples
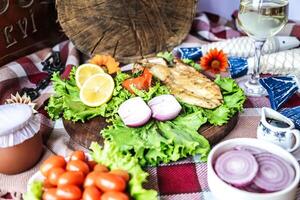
(57, 0), (197, 63)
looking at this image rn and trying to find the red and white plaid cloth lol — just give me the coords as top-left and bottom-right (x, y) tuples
(1, 12), (300, 200)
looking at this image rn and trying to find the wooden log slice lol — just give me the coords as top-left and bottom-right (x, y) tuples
(56, 0), (197, 63)
(63, 113), (238, 149)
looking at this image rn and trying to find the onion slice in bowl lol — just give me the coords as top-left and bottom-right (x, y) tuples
(148, 94), (182, 121)
(235, 183), (265, 193)
(118, 97), (152, 127)
(253, 152), (295, 192)
(234, 145), (266, 156)
(214, 150), (259, 187)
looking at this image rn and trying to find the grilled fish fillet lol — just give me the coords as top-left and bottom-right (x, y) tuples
(139, 58), (223, 109)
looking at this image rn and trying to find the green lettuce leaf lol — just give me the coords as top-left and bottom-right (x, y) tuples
(157, 121), (210, 161)
(214, 75), (240, 94)
(224, 88), (246, 115)
(182, 58), (201, 71)
(90, 142), (157, 200)
(156, 51), (174, 63)
(204, 75), (246, 126)
(46, 96), (63, 120)
(102, 111), (210, 166)
(205, 105), (231, 126)
(172, 110), (207, 131)
(24, 181), (43, 200)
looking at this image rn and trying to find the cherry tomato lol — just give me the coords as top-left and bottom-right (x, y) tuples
(43, 179), (55, 190)
(84, 171), (103, 188)
(96, 173), (126, 192)
(93, 164), (109, 173)
(56, 185), (82, 200)
(47, 167), (65, 186)
(82, 186), (102, 200)
(109, 170), (130, 182)
(42, 188), (59, 200)
(70, 151), (86, 161)
(101, 191), (129, 200)
(57, 171), (84, 187)
(40, 156), (66, 177)
(67, 160), (90, 175)
(87, 161), (97, 171)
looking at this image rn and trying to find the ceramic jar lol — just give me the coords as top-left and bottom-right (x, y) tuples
(0, 104), (43, 174)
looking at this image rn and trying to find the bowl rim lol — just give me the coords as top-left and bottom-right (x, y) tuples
(207, 138), (300, 197)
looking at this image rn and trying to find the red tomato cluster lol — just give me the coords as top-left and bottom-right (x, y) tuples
(40, 151), (130, 200)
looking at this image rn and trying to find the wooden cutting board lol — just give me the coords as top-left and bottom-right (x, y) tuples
(63, 114), (238, 149)
(56, 0), (197, 63)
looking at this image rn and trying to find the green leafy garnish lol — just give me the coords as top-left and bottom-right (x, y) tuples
(214, 75), (241, 94)
(90, 142), (157, 200)
(205, 105), (231, 126)
(24, 181), (43, 200)
(157, 51), (174, 63)
(204, 75), (246, 125)
(182, 58), (201, 71)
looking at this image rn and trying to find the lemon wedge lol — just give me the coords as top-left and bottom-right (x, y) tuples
(75, 63), (104, 88)
(80, 73), (115, 107)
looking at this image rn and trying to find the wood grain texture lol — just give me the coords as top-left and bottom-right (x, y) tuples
(56, 0), (197, 63)
(63, 113), (238, 149)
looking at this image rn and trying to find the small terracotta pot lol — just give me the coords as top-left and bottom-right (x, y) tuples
(0, 132), (43, 175)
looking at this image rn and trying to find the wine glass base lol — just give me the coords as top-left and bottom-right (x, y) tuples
(237, 76), (267, 97)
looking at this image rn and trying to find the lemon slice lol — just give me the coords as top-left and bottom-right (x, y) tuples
(80, 73), (115, 107)
(75, 63), (104, 88)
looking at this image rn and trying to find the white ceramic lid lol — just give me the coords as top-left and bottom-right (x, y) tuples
(0, 104), (40, 148)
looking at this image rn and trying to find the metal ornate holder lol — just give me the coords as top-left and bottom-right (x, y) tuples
(20, 51), (64, 100)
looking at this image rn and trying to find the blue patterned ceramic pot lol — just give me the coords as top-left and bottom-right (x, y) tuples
(257, 107), (300, 152)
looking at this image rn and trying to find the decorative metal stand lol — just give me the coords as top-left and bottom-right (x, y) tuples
(20, 51), (64, 100)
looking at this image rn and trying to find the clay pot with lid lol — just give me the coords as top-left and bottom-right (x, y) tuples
(0, 104), (43, 175)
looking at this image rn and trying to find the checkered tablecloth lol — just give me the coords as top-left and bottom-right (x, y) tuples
(1, 12), (300, 200)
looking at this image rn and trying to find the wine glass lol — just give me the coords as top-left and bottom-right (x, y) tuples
(237, 0), (289, 96)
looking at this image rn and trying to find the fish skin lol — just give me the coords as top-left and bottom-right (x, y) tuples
(139, 58), (223, 109)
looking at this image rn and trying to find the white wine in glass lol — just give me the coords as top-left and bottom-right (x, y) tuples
(237, 0), (289, 96)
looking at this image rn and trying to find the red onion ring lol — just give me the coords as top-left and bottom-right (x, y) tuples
(214, 150), (259, 187)
(253, 153), (295, 192)
(234, 145), (266, 156)
(235, 183), (265, 193)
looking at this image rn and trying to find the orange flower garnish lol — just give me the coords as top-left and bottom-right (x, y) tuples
(89, 55), (120, 74)
(200, 48), (228, 74)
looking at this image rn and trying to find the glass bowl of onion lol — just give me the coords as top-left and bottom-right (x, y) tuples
(207, 138), (300, 200)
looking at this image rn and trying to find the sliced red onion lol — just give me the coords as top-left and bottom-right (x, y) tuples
(235, 183), (265, 193)
(253, 152), (295, 192)
(234, 146), (266, 156)
(214, 150), (259, 187)
(148, 95), (182, 121)
(118, 97), (152, 127)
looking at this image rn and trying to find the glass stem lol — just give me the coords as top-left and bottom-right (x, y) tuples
(250, 40), (265, 85)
